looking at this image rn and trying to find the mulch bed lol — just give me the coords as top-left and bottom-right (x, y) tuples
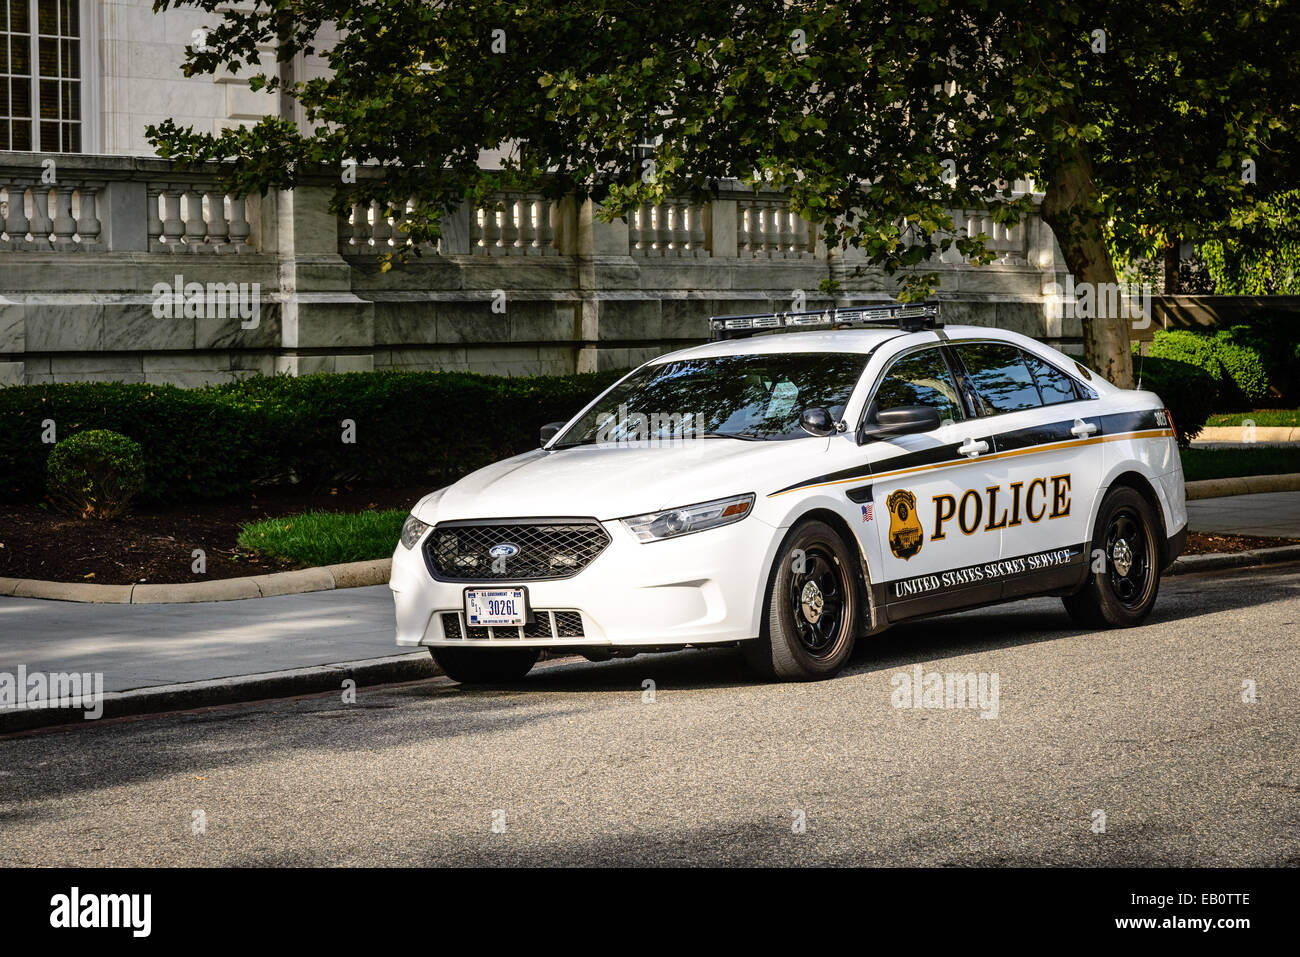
(0, 493), (1294, 586)
(0, 487), (428, 586)
(1182, 531), (1299, 555)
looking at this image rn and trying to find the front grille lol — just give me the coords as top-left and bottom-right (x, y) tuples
(553, 611), (584, 637)
(424, 520), (610, 581)
(439, 610), (587, 641)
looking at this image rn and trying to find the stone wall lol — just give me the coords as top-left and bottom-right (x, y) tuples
(0, 153), (1084, 387)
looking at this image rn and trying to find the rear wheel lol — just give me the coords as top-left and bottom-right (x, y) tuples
(430, 646), (539, 684)
(743, 519), (860, 681)
(1063, 485), (1162, 628)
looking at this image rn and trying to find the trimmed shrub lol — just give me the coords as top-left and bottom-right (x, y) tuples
(1219, 313), (1300, 403)
(0, 369), (627, 504)
(45, 429), (146, 519)
(1141, 328), (1269, 410)
(1132, 355), (1216, 446)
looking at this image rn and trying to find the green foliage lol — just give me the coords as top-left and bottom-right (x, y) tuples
(1208, 331), (1272, 407)
(1140, 329), (1270, 410)
(1199, 191), (1300, 295)
(1132, 354), (1216, 446)
(1217, 314), (1300, 403)
(0, 369), (626, 504)
(45, 429), (146, 520)
(145, 0), (1300, 318)
(0, 382), (290, 505)
(237, 508), (407, 566)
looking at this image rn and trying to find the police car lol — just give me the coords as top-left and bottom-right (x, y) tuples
(390, 303), (1187, 682)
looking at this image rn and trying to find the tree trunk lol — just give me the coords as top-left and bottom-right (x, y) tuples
(1040, 143), (1136, 390)
(1161, 241), (1182, 294)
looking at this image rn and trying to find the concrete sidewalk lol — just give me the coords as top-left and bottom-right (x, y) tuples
(1186, 490), (1300, 538)
(0, 584), (397, 694)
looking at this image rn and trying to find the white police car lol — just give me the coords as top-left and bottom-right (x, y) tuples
(391, 303), (1186, 682)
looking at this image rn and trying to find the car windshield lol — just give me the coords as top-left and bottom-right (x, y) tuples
(553, 352), (869, 446)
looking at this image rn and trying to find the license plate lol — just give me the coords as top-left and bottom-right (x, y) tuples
(464, 588), (527, 627)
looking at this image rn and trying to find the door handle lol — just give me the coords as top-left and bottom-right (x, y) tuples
(959, 437), (989, 458)
(1071, 418), (1098, 438)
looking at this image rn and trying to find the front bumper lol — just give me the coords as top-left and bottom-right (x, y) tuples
(1154, 465), (1189, 571)
(390, 514), (779, 648)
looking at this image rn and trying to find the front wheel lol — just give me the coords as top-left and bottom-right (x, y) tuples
(430, 646), (539, 684)
(1063, 485), (1162, 628)
(743, 519), (861, 681)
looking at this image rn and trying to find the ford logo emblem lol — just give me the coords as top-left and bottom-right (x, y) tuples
(488, 543), (520, 559)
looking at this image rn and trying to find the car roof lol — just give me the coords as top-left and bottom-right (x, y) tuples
(652, 324), (1028, 362)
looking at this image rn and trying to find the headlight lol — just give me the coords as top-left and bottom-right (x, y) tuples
(621, 493), (755, 543)
(400, 514), (430, 549)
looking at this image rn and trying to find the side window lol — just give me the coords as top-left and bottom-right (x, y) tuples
(872, 348), (962, 424)
(1024, 353), (1078, 406)
(956, 343), (1043, 415)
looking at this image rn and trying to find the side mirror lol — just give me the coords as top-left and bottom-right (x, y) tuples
(858, 405), (942, 442)
(799, 407), (838, 437)
(539, 421), (566, 446)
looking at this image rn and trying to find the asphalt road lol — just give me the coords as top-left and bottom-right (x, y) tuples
(2, 564), (1297, 867)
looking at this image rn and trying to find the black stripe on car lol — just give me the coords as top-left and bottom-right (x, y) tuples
(768, 408), (1168, 497)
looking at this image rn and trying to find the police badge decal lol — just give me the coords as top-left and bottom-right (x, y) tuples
(886, 489), (924, 560)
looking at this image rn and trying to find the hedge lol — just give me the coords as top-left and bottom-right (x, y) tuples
(1133, 354), (1216, 446)
(1138, 328), (1270, 410)
(1218, 312), (1300, 404)
(0, 369), (627, 504)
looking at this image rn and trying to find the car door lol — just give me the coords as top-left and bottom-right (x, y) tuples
(861, 344), (1004, 620)
(947, 340), (1104, 600)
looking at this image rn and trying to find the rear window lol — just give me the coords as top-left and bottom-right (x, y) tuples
(1024, 354), (1079, 406)
(955, 343), (1043, 415)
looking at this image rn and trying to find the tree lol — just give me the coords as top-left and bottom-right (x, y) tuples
(149, 0), (1300, 387)
(1198, 190), (1300, 294)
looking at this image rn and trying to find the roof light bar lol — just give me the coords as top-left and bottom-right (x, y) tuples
(708, 302), (942, 341)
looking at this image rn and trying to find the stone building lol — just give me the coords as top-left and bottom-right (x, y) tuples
(0, 0), (1075, 387)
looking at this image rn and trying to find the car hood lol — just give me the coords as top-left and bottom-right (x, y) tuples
(413, 439), (823, 523)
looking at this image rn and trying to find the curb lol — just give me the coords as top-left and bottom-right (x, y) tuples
(1168, 544), (1300, 576)
(1196, 426), (1300, 443)
(0, 558), (392, 605)
(0, 651), (437, 734)
(1185, 472), (1300, 500)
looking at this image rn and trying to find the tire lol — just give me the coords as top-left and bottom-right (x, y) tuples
(1063, 485), (1162, 628)
(743, 519), (861, 681)
(430, 646), (539, 684)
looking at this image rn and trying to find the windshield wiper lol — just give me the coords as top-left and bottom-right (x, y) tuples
(553, 431), (764, 448)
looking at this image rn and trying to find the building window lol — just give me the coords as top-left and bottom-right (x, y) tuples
(1, 0), (81, 152)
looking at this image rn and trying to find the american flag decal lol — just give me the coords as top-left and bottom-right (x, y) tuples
(862, 503), (873, 522)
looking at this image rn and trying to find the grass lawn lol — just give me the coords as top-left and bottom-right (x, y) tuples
(237, 508), (407, 566)
(1205, 409), (1300, 428)
(1180, 446), (1300, 482)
